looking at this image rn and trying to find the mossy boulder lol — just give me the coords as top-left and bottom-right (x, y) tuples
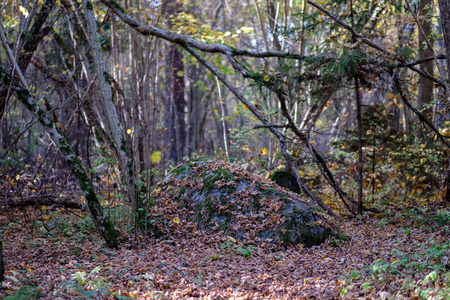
(149, 160), (341, 247)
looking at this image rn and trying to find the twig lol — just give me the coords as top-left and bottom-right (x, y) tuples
(392, 72), (450, 148)
(254, 124), (289, 129)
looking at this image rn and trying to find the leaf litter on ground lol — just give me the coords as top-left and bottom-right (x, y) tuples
(0, 205), (448, 299)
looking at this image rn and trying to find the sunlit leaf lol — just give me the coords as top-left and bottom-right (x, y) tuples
(227, 236), (236, 243)
(260, 147), (268, 156)
(151, 151), (162, 163)
(19, 6), (29, 18)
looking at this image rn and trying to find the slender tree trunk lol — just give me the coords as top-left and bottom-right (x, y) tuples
(418, 0), (434, 118)
(437, 0), (450, 203)
(0, 240), (4, 284)
(355, 76), (364, 215)
(164, 0), (186, 163)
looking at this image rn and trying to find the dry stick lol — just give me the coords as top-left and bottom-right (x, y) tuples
(273, 84), (356, 214)
(392, 73), (450, 149)
(0, 240), (4, 285)
(349, 0), (364, 215)
(394, 54), (446, 68)
(306, 0), (446, 88)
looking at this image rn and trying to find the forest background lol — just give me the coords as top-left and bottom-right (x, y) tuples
(0, 0), (449, 298)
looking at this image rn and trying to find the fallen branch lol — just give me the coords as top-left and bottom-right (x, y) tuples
(2, 197), (83, 209)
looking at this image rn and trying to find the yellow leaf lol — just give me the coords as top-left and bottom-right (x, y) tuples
(387, 93), (394, 99)
(227, 236), (236, 243)
(391, 259), (400, 265)
(260, 147), (268, 156)
(19, 6), (29, 18)
(126, 129), (132, 135)
(151, 151), (162, 163)
(172, 217), (180, 224)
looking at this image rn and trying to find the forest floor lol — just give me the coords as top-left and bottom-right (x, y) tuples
(0, 205), (448, 299)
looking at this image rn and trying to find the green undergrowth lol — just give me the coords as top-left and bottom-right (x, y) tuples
(341, 208), (450, 299)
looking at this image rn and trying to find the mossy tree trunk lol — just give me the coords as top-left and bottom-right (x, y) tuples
(0, 66), (120, 249)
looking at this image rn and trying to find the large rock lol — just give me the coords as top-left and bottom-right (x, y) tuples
(149, 160), (341, 247)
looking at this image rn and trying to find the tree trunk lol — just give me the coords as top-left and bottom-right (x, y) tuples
(165, 0), (186, 163)
(418, 0), (434, 118)
(0, 240), (4, 284)
(437, 0), (450, 203)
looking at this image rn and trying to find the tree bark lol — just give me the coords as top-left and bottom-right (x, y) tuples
(165, 0), (186, 163)
(0, 240), (4, 285)
(418, 0), (434, 118)
(437, 0), (450, 203)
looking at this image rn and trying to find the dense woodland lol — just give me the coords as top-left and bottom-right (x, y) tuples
(0, 0), (449, 298)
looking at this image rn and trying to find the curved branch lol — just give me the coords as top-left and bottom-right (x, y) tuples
(100, 0), (326, 63)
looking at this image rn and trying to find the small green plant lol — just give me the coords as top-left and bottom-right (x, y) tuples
(235, 245), (257, 258)
(343, 240), (450, 298)
(361, 281), (372, 295)
(68, 266), (110, 297)
(4, 285), (42, 300)
(340, 285), (354, 297)
(220, 241), (258, 258)
(193, 271), (204, 287)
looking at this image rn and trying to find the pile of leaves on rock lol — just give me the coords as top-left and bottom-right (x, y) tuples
(146, 160), (341, 248)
